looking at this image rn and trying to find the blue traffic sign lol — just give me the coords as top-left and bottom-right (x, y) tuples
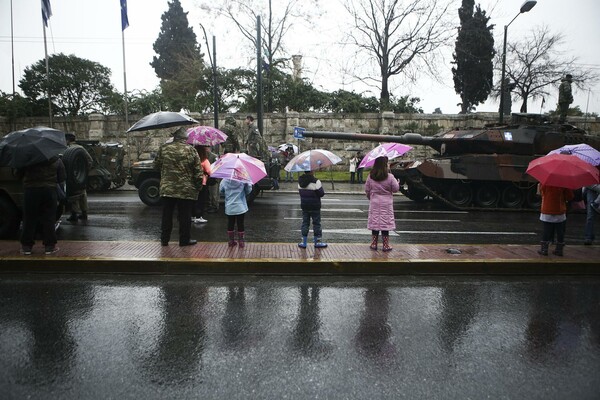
(293, 126), (305, 139)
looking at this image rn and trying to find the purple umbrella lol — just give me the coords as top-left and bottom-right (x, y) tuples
(548, 143), (600, 166)
(359, 143), (413, 168)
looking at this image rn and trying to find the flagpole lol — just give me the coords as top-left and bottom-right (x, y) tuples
(10, 0), (15, 95)
(122, 28), (131, 168)
(121, 0), (131, 168)
(43, 23), (52, 128)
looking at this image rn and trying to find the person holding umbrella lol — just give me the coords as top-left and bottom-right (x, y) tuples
(0, 126), (68, 255)
(210, 153), (267, 247)
(17, 156), (66, 255)
(285, 148), (342, 249)
(297, 170), (328, 249)
(365, 156), (400, 252)
(537, 184), (574, 256)
(220, 178), (253, 248)
(155, 127), (203, 247)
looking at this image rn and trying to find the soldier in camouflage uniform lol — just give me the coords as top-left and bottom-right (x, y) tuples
(221, 116), (241, 154)
(558, 74), (573, 123)
(245, 115), (269, 161)
(65, 133), (93, 222)
(154, 127), (203, 246)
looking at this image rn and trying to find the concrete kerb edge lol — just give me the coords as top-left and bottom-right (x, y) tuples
(1, 257), (599, 275)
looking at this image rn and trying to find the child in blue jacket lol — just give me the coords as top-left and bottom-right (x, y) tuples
(220, 179), (252, 247)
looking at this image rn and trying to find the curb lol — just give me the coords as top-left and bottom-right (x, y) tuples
(1, 241), (599, 276)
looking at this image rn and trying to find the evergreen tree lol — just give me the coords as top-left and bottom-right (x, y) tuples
(151, 0), (203, 81)
(19, 53), (117, 117)
(452, 0), (495, 113)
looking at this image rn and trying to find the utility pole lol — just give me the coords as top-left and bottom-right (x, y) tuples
(256, 15), (264, 134)
(213, 36), (218, 129)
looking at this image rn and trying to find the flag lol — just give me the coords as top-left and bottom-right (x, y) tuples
(41, 0), (52, 27)
(121, 0), (129, 30)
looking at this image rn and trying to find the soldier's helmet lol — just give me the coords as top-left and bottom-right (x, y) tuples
(564, 74), (573, 81)
(225, 116), (236, 126)
(65, 132), (76, 142)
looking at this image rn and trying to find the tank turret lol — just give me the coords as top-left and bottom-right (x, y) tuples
(302, 113), (600, 210)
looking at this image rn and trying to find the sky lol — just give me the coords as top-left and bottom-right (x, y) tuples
(1, 0), (599, 116)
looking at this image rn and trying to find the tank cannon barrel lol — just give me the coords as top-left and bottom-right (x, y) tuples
(302, 131), (432, 145)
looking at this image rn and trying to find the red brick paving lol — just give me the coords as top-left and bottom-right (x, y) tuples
(1, 240), (599, 275)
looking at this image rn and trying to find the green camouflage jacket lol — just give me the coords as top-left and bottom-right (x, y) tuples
(221, 124), (241, 154)
(559, 81), (573, 104)
(154, 140), (203, 200)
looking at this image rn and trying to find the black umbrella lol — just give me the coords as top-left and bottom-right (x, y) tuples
(126, 111), (199, 132)
(0, 126), (67, 169)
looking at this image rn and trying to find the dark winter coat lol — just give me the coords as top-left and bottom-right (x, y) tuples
(298, 173), (325, 211)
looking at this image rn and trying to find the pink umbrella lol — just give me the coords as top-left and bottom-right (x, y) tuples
(209, 153), (267, 184)
(359, 143), (412, 168)
(186, 126), (228, 146)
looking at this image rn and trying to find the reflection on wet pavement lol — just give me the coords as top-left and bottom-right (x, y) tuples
(1, 276), (599, 399)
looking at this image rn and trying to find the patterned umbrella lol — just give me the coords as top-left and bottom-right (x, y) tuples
(209, 153), (267, 184)
(186, 126), (228, 146)
(548, 143), (600, 166)
(284, 149), (342, 172)
(359, 143), (413, 168)
(526, 153), (599, 189)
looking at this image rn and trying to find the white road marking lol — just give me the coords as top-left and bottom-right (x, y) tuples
(284, 217), (460, 222)
(292, 229), (535, 236)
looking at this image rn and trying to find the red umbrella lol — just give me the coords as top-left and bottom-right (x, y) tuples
(526, 153), (600, 189)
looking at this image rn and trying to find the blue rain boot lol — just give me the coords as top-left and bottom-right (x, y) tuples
(298, 236), (308, 248)
(314, 237), (328, 248)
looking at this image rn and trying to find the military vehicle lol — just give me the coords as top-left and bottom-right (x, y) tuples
(78, 140), (127, 192)
(128, 158), (275, 207)
(0, 146), (89, 239)
(302, 113), (600, 210)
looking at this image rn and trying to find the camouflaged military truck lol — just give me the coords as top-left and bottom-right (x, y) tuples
(0, 146), (89, 239)
(128, 158), (274, 206)
(78, 140), (127, 192)
(303, 113), (600, 210)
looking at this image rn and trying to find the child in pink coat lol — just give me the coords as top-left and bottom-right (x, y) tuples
(365, 156), (400, 251)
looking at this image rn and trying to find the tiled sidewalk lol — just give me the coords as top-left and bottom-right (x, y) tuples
(1, 240), (599, 275)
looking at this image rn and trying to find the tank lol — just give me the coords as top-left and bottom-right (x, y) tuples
(302, 113), (600, 210)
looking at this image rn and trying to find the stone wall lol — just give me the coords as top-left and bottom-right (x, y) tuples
(2, 112), (598, 168)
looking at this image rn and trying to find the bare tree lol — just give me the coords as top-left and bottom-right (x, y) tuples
(198, 0), (320, 112)
(497, 25), (598, 113)
(344, 0), (455, 110)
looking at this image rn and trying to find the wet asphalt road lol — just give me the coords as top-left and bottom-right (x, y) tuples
(59, 191), (594, 245)
(1, 275), (599, 399)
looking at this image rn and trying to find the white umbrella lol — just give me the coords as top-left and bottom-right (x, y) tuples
(278, 143), (299, 154)
(284, 149), (342, 172)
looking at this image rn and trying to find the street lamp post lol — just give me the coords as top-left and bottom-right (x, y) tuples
(499, 0), (537, 124)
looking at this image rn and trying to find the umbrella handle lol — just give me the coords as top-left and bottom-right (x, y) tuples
(329, 167), (335, 191)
